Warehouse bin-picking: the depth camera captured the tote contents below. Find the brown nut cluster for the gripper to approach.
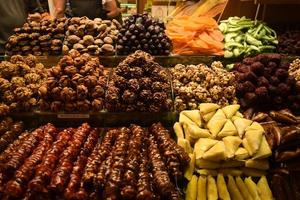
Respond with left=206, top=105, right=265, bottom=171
left=105, top=50, right=172, bottom=112
left=233, top=53, right=300, bottom=111
left=38, top=50, right=107, bottom=112
left=289, top=59, right=300, bottom=88
left=171, top=61, right=237, bottom=111
left=63, top=17, right=121, bottom=56
left=0, top=55, right=47, bottom=113
left=5, top=18, right=67, bottom=56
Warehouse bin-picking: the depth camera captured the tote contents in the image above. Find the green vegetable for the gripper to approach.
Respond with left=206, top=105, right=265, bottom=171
left=246, top=34, right=262, bottom=46
left=225, top=32, right=239, bottom=42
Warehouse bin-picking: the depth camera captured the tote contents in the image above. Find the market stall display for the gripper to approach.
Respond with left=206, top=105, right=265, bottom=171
left=0, top=123, right=189, bottom=200
left=63, top=17, right=121, bottom=56
left=166, top=16, right=224, bottom=55
left=219, top=17, right=278, bottom=58
left=0, top=55, right=47, bottom=113
left=171, top=61, right=237, bottom=111
left=105, top=51, right=173, bottom=112
left=38, top=50, right=107, bottom=112
left=278, top=30, right=300, bottom=55
left=5, top=18, right=67, bottom=56
left=233, top=53, right=300, bottom=111
left=116, top=13, right=172, bottom=55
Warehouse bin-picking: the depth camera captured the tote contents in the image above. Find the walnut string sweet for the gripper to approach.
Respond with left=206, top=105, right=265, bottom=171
left=64, top=128, right=99, bottom=200
left=103, top=127, right=130, bottom=199
left=148, top=134, right=173, bottom=197
left=4, top=124, right=57, bottom=198
left=0, top=118, right=13, bottom=137
left=27, top=128, right=74, bottom=196
left=49, top=123, right=91, bottom=193
left=81, top=129, right=117, bottom=191
left=150, top=123, right=189, bottom=181
left=0, top=121, right=24, bottom=152
left=120, top=125, right=145, bottom=199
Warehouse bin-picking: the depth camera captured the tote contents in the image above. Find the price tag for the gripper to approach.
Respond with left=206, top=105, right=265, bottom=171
left=57, top=114, right=90, bottom=119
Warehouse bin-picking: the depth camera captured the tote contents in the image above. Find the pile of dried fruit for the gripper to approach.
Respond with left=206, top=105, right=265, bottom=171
left=6, top=18, right=67, bottom=56
left=105, top=51, right=172, bottom=112
left=0, top=55, right=47, bottom=113
left=38, top=50, right=107, bottom=112
left=63, top=17, right=121, bottom=55
left=244, top=109, right=300, bottom=199
left=278, top=30, right=300, bottom=55
left=0, top=123, right=189, bottom=200
left=171, top=62, right=237, bottom=111
left=116, top=13, right=172, bottom=55
left=233, top=53, right=300, bottom=111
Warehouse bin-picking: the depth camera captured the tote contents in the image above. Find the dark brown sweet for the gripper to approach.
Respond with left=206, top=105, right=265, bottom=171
left=105, top=51, right=172, bottom=112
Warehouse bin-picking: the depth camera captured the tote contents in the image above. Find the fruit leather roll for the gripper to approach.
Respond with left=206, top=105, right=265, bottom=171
left=28, top=128, right=74, bottom=194
left=4, top=124, right=57, bottom=198
left=0, top=118, right=13, bottom=136
left=64, top=128, right=99, bottom=200
left=49, top=124, right=91, bottom=193
left=0, top=121, right=24, bottom=152
left=275, top=147, right=300, bottom=162
left=82, top=129, right=117, bottom=190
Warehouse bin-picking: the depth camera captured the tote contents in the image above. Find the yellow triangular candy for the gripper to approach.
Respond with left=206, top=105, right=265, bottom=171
left=179, top=112, right=194, bottom=125
left=223, top=136, right=242, bottom=159
left=253, top=136, right=272, bottom=159
left=186, top=175, right=198, bottom=200
left=187, top=123, right=211, bottom=140
left=244, top=130, right=263, bottom=156
left=222, top=105, right=240, bottom=119
left=257, top=176, right=273, bottom=200
left=207, top=119, right=227, bottom=138
left=233, top=118, right=253, bottom=138
left=174, top=122, right=184, bottom=139
left=177, top=138, right=193, bottom=154
left=182, top=110, right=202, bottom=127
left=245, top=159, right=269, bottom=170
left=203, top=141, right=226, bottom=161
left=197, top=175, right=207, bottom=200
left=199, top=103, right=220, bottom=115
left=194, top=138, right=218, bottom=159
left=235, top=147, right=250, bottom=160
left=202, top=111, right=216, bottom=122
left=183, top=123, right=191, bottom=142
left=218, top=120, right=238, bottom=138
left=245, top=122, right=264, bottom=132
left=236, top=176, right=253, bottom=200
left=196, top=159, right=220, bottom=169
left=217, top=174, right=231, bottom=200
left=207, top=175, right=218, bottom=200
left=184, top=153, right=195, bottom=181
left=244, top=177, right=261, bottom=200
left=227, top=175, right=245, bottom=200
left=196, top=169, right=218, bottom=176
left=235, top=111, right=244, bottom=118
left=210, top=109, right=226, bottom=121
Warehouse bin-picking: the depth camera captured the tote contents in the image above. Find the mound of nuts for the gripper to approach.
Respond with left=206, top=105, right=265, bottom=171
left=38, top=50, right=107, bottom=112
left=63, top=17, right=121, bottom=55
left=171, top=61, right=237, bottom=111
left=105, top=50, right=172, bottom=112
left=5, top=18, right=67, bottom=56
left=0, top=55, right=47, bottom=113
left=233, top=53, right=300, bottom=111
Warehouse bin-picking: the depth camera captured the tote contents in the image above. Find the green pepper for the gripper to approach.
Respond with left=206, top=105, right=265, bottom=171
left=258, top=45, right=276, bottom=52
left=245, top=45, right=260, bottom=53
left=224, top=50, right=234, bottom=58
left=253, top=23, right=263, bottom=37
left=225, top=32, right=239, bottom=42
left=225, top=42, right=244, bottom=49
left=234, top=35, right=244, bottom=43
left=233, top=48, right=242, bottom=57
left=257, top=28, right=266, bottom=39
left=226, top=64, right=235, bottom=70
left=246, top=34, right=262, bottom=46
left=219, top=23, right=227, bottom=33
left=227, top=25, right=252, bottom=32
